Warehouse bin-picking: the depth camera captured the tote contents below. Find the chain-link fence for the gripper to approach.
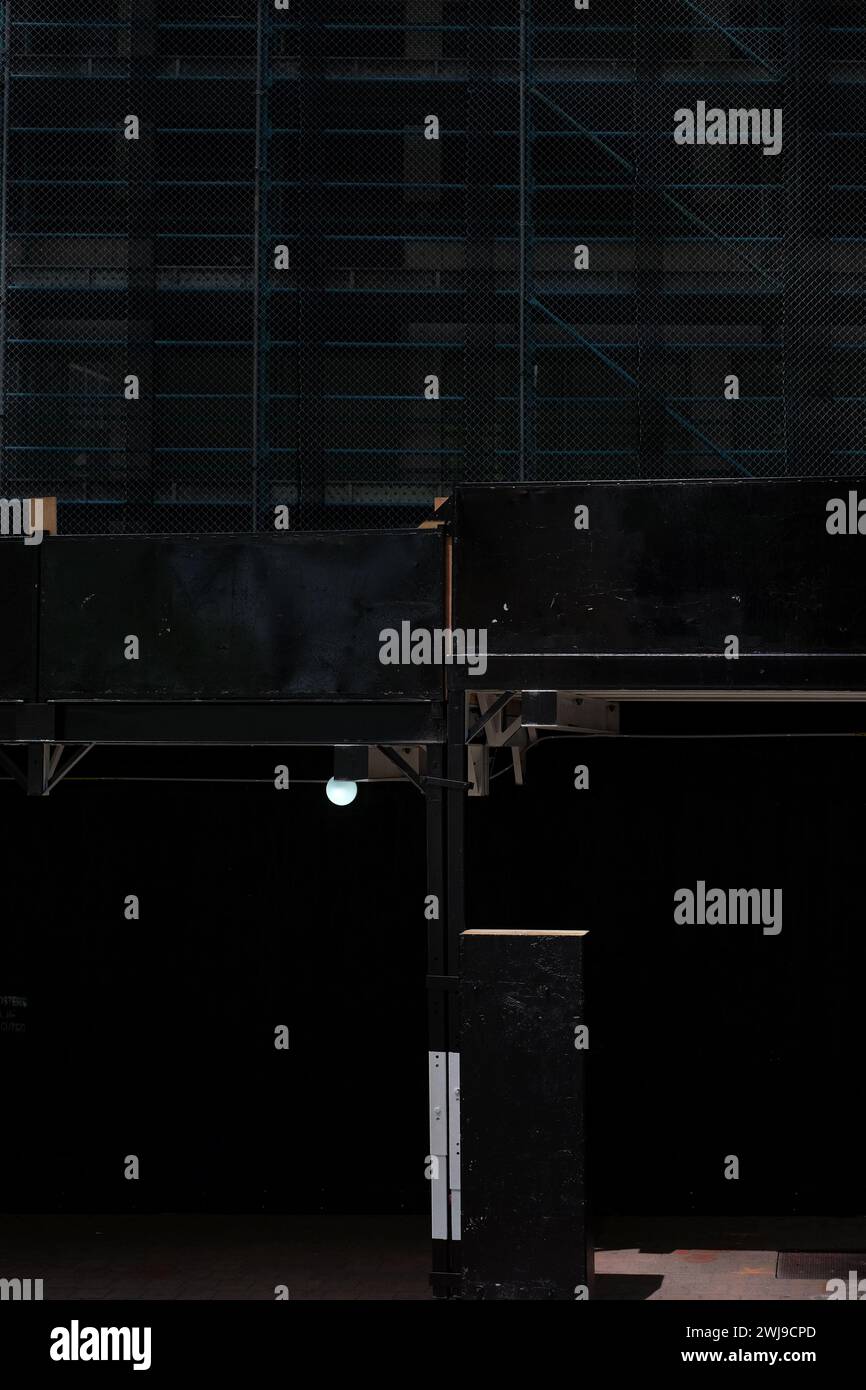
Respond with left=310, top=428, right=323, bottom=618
left=525, top=0, right=856, bottom=481
left=0, top=2, right=859, bottom=534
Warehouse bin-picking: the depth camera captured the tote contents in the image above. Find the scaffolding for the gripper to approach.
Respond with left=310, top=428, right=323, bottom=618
left=0, top=1, right=859, bottom=534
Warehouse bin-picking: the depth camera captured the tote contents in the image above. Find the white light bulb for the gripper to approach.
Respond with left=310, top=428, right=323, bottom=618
left=326, top=777, right=358, bottom=806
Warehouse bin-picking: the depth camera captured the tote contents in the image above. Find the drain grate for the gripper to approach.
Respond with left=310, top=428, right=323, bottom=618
left=776, top=1252, right=866, bottom=1281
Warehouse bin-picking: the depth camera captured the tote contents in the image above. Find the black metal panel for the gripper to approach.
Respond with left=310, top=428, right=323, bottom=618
left=0, top=701, right=443, bottom=748
left=39, top=531, right=443, bottom=701
left=460, top=930, right=589, bottom=1301
left=452, top=481, right=866, bottom=691
left=0, top=543, right=38, bottom=700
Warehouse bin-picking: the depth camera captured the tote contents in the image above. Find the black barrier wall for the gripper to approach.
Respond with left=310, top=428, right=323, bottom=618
left=452, top=481, right=866, bottom=691
left=467, top=733, right=866, bottom=1217
left=0, top=769, right=430, bottom=1213
left=0, top=529, right=444, bottom=703
left=4, top=479, right=866, bottom=707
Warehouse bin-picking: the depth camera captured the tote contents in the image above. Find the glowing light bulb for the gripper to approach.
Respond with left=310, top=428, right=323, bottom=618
left=326, top=777, right=358, bottom=806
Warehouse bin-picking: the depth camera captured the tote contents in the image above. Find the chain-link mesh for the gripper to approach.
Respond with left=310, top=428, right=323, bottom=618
left=525, top=0, right=856, bottom=481
left=0, top=2, right=860, bottom=534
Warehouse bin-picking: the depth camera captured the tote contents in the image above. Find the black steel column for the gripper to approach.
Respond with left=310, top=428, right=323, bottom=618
left=425, top=688, right=467, bottom=1297
left=443, top=687, right=465, bottom=1290
left=0, top=0, right=11, bottom=490
left=445, top=689, right=465, bottom=1014
left=425, top=741, right=450, bottom=1295
left=460, top=929, right=591, bottom=1300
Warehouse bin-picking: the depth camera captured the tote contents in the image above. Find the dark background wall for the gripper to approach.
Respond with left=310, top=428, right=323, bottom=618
left=471, top=733, right=866, bottom=1218
left=0, top=752, right=429, bottom=1214
left=2, top=731, right=863, bottom=1219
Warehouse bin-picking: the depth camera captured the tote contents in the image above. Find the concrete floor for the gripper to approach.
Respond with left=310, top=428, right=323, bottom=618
left=1, top=1213, right=863, bottom=1300
left=595, top=1216, right=866, bottom=1300
left=0, top=1215, right=431, bottom=1301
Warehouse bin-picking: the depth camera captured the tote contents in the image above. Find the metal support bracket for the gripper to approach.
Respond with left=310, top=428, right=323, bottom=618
left=376, top=744, right=425, bottom=791
left=521, top=692, right=620, bottom=735
left=468, top=743, right=489, bottom=797
left=466, top=690, right=515, bottom=743
left=1, top=743, right=96, bottom=796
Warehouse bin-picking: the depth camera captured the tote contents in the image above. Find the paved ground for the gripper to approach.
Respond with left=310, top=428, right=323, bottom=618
left=0, top=1215, right=431, bottom=1301
left=594, top=1216, right=866, bottom=1301
left=1, top=1213, right=863, bottom=1300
